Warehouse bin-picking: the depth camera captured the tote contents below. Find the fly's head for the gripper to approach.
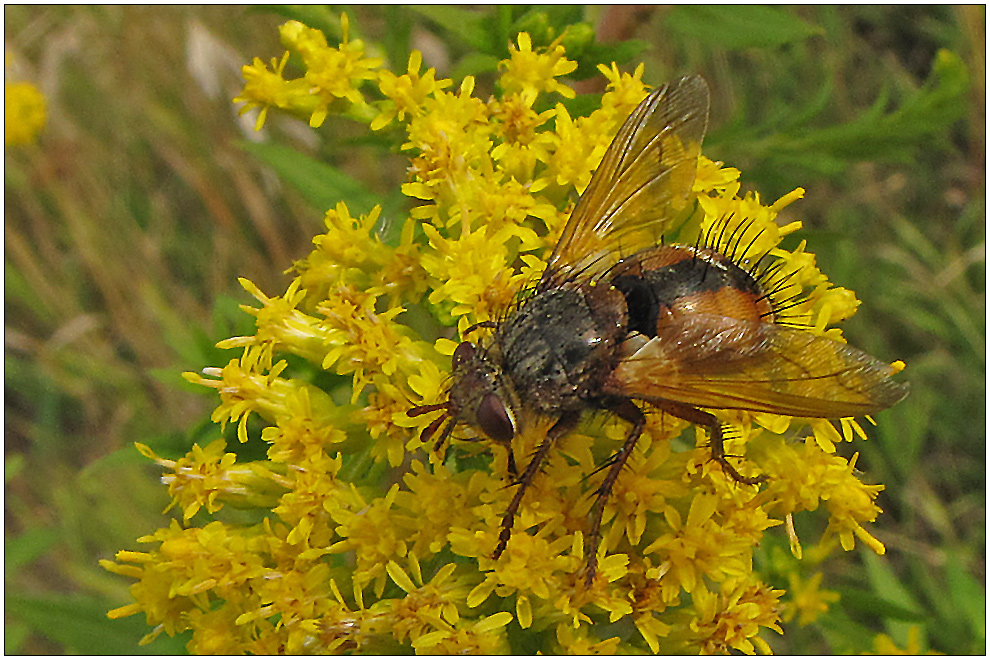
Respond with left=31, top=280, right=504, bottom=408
left=408, top=336, right=519, bottom=454
left=448, top=340, right=518, bottom=443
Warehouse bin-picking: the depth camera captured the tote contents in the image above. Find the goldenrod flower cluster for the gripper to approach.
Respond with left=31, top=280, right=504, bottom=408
left=104, top=17, right=893, bottom=654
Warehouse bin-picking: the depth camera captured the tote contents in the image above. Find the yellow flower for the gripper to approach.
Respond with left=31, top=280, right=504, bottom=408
left=555, top=623, right=622, bottom=654
left=273, top=450, right=345, bottom=550
left=280, top=17, right=382, bottom=127
left=642, top=492, right=754, bottom=600
left=327, top=483, right=408, bottom=596
left=135, top=440, right=288, bottom=520
left=108, top=14, right=903, bottom=654
left=410, top=611, right=513, bottom=654
left=419, top=222, right=528, bottom=327
left=489, top=92, right=556, bottom=182
left=538, top=102, right=607, bottom=194
left=688, top=579, right=785, bottom=654
left=869, top=625, right=939, bottom=655
left=4, top=80, right=46, bottom=145
left=187, top=604, right=258, bottom=654
left=218, top=278, right=332, bottom=368
left=500, top=32, right=577, bottom=101
left=372, top=50, right=452, bottom=130
left=781, top=571, right=840, bottom=626
left=318, top=286, right=415, bottom=399
left=597, top=62, right=649, bottom=115
left=233, top=53, right=315, bottom=131
left=396, top=461, right=490, bottom=556
left=234, top=14, right=382, bottom=130
left=401, top=77, right=491, bottom=203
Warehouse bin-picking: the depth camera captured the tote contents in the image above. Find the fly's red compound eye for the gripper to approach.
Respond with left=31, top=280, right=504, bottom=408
left=452, top=341, right=476, bottom=369
left=477, top=393, right=515, bottom=442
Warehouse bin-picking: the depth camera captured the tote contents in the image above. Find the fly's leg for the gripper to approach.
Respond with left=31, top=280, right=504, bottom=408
left=584, top=398, right=645, bottom=586
left=494, top=440, right=518, bottom=479
left=707, top=423, right=765, bottom=485
left=654, top=399, right=766, bottom=486
left=492, top=412, right=579, bottom=561
left=506, top=449, right=518, bottom=480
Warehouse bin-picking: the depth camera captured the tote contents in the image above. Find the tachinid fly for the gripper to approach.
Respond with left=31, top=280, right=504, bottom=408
left=409, top=75, right=908, bottom=586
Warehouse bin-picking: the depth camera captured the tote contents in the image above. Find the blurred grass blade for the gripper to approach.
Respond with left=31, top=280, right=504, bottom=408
left=5, top=620, right=29, bottom=654
left=860, top=551, right=923, bottom=619
left=889, top=49, right=971, bottom=131
left=5, top=454, right=26, bottom=482
left=835, top=587, right=926, bottom=623
left=239, top=140, right=390, bottom=216
left=5, top=528, right=59, bottom=575
left=664, top=6, right=823, bottom=49
left=788, top=50, right=969, bottom=162
left=576, top=39, right=650, bottom=79
left=253, top=5, right=343, bottom=40
left=944, top=554, right=986, bottom=645
left=408, top=5, right=493, bottom=52
left=5, top=593, right=188, bottom=654
left=450, top=52, right=501, bottom=80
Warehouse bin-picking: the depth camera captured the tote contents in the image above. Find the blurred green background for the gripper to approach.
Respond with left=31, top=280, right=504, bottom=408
left=4, top=5, right=984, bottom=654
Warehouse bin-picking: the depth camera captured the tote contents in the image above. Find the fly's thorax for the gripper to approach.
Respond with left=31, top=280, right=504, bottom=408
left=496, top=280, right=628, bottom=415
left=447, top=340, right=519, bottom=443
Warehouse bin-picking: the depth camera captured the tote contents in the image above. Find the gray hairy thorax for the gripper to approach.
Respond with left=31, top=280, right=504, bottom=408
left=495, top=282, right=628, bottom=415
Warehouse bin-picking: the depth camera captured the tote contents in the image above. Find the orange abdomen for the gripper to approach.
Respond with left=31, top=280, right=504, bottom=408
left=609, top=244, right=774, bottom=337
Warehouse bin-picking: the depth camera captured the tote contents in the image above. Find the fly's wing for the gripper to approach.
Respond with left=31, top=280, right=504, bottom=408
left=543, top=75, right=710, bottom=285
left=606, top=313, right=909, bottom=418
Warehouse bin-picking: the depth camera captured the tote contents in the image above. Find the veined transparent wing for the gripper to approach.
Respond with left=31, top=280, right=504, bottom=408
left=606, top=313, right=909, bottom=418
left=543, top=75, right=710, bottom=285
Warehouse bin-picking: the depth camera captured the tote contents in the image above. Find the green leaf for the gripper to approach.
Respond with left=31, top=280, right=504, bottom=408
left=817, top=605, right=886, bottom=654
left=837, top=586, right=926, bottom=623
left=511, top=9, right=557, bottom=47
left=588, top=39, right=650, bottom=66
left=513, top=6, right=585, bottom=43
left=238, top=140, right=391, bottom=217
left=5, top=453, right=25, bottom=482
left=786, top=49, right=969, bottom=162
left=859, top=550, right=925, bottom=623
left=253, top=5, right=343, bottom=41
left=4, top=620, right=29, bottom=654
left=944, top=554, right=986, bottom=645
left=450, top=52, right=501, bottom=81
left=5, top=593, right=188, bottom=654
left=381, top=5, right=412, bottom=69
left=664, top=5, right=823, bottom=49
left=778, top=70, right=837, bottom=132
left=408, top=6, right=493, bottom=52
left=573, top=39, right=650, bottom=80
left=5, top=527, right=58, bottom=576
left=558, top=93, right=607, bottom=120
left=718, top=49, right=971, bottom=179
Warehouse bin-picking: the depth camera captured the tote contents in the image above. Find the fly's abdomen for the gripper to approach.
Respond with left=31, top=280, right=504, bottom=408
left=610, top=244, right=774, bottom=338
